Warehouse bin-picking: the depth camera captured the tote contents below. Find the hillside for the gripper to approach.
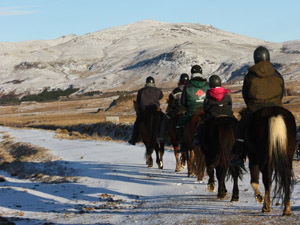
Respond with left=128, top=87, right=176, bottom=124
left=1, top=20, right=300, bottom=97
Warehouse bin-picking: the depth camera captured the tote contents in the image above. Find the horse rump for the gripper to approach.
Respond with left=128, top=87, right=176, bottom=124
left=245, top=106, right=297, bottom=215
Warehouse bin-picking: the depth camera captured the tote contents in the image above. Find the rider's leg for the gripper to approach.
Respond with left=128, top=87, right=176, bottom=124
left=230, top=110, right=252, bottom=167
left=128, top=114, right=141, bottom=145
left=176, top=114, right=189, bottom=145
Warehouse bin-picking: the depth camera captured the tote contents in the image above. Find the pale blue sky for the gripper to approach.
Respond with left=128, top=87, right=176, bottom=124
left=0, top=0, right=299, bottom=43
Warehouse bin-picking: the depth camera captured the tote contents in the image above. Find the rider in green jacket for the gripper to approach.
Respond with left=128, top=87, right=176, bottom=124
left=176, top=65, right=209, bottom=151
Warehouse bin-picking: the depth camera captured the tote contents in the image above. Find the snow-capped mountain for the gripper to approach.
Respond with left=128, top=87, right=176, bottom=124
left=1, top=20, right=300, bottom=96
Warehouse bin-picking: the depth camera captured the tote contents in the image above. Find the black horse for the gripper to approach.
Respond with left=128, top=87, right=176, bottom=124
left=197, top=116, right=242, bottom=200
left=138, top=108, right=165, bottom=169
left=244, top=106, right=297, bottom=216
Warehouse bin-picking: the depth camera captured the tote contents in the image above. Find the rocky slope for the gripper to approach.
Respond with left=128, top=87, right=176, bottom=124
left=1, top=20, right=300, bottom=96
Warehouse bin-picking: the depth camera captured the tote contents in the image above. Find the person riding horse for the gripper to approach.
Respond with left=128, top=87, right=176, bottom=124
left=157, top=73, right=189, bottom=142
left=176, top=65, right=209, bottom=152
left=194, top=75, right=234, bottom=146
left=230, top=46, right=285, bottom=167
left=128, top=76, right=163, bottom=145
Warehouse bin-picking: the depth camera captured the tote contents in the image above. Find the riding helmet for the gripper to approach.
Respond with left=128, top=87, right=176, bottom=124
left=179, top=73, right=189, bottom=84
left=191, top=65, right=202, bottom=74
left=254, top=46, right=270, bottom=64
left=208, top=75, right=221, bottom=88
left=146, top=76, right=155, bottom=84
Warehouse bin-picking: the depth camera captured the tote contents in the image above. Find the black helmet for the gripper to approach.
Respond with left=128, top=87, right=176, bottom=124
left=191, top=65, right=202, bottom=74
left=179, top=73, right=189, bottom=84
left=209, top=75, right=221, bottom=88
left=254, top=46, right=270, bottom=64
left=146, top=76, right=155, bottom=84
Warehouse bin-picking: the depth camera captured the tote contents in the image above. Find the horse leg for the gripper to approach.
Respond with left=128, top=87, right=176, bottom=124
left=250, top=163, right=264, bottom=203
left=174, top=145, right=181, bottom=172
left=195, top=147, right=205, bottom=182
left=145, top=147, right=153, bottom=168
left=155, top=142, right=163, bottom=169
left=261, top=166, right=271, bottom=213
left=187, top=150, right=196, bottom=177
left=230, top=166, right=240, bottom=202
left=283, top=199, right=292, bottom=216
left=207, top=165, right=215, bottom=192
left=216, top=166, right=227, bottom=199
left=180, top=152, right=187, bottom=169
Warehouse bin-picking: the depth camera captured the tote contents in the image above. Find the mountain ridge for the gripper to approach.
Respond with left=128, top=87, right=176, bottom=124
left=1, top=20, right=300, bottom=96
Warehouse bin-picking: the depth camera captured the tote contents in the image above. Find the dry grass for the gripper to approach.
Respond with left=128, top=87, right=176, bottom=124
left=0, top=82, right=299, bottom=128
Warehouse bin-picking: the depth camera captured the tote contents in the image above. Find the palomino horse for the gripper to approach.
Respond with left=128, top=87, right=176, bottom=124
left=182, top=112, right=206, bottom=180
left=197, top=116, right=242, bottom=201
left=138, top=107, right=165, bottom=169
left=244, top=106, right=296, bottom=216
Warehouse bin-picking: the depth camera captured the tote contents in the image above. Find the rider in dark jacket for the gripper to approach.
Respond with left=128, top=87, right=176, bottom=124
left=128, top=76, right=163, bottom=145
left=203, top=75, right=234, bottom=120
left=193, top=75, right=234, bottom=146
left=157, top=73, right=189, bottom=142
left=230, top=46, right=285, bottom=167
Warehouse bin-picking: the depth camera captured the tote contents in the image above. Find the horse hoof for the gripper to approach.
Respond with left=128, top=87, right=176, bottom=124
left=283, top=211, right=292, bottom=216
left=217, top=193, right=227, bottom=199
left=158, top=161, right=163, bottom=169
left=231, top=196, right=239, bottom=202
left=207, top=183, right=215, bottom=192
left=188, top=173, right=196, bottom=178
left=175, top=167, right=181, bottom=172
left=255, top=194, right=264, bottom=203
left=262, top=207, right=271, bottom=213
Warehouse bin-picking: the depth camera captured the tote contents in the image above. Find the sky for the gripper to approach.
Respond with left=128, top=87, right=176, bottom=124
left=0, top=0, right=300, bottom=43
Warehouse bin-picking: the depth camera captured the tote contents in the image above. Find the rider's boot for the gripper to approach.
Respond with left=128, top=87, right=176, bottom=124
left=128, top=120, right=139, bottom=145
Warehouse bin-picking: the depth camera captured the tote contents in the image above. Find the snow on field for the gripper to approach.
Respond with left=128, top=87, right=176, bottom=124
left=0, top=126, right=300, bottom=225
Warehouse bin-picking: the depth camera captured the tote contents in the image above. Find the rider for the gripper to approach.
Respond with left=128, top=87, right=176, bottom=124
left=157, top=73, right=189, bottom=142
left=193, top=75, right=234, bottom=146
left=176, top=65, right=209, bottom=152
left=203, top=75, right=234, bottom=120
left=128, top=76, right=163, bottom=145
left=230, top=46, right=285, bottom=167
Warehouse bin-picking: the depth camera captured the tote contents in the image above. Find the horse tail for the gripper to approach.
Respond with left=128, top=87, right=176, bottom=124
left=269, top=115, right=291, bottom=205
left=218, top=118, right=236, bottom=169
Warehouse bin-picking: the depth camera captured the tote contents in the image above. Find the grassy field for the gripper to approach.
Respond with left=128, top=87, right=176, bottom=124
left=0, top=82, right=299, bottom=128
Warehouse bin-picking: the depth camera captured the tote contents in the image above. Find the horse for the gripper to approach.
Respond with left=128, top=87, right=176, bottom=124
left=138, top=107, right=165, bottom=169
left=244, top=106, right=297, bottom=216
left=182, top=111, right=206, bottom=180
left=166, top=115, right=186, bottom=172
left=197, top=116, right=242, bottom=200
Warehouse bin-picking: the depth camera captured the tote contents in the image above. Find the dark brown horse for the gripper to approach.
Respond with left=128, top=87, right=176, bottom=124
left=244, top=106, right=297, bottom=216
left=182, top=111, right=206, bottom=180
left=197, top=116, right=242, bottom=200
left=166, top=115, right=186, bottom=172
left=138, top=108, right=165, bottom=169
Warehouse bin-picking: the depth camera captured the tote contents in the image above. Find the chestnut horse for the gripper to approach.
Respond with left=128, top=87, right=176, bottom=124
left=182, top=112, right=206, bottom=180
left=244, top=106, right=296, bottom=216
left=166, top=115, right=186, bottom=172
left=197, top=116, right=242, bottom=200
